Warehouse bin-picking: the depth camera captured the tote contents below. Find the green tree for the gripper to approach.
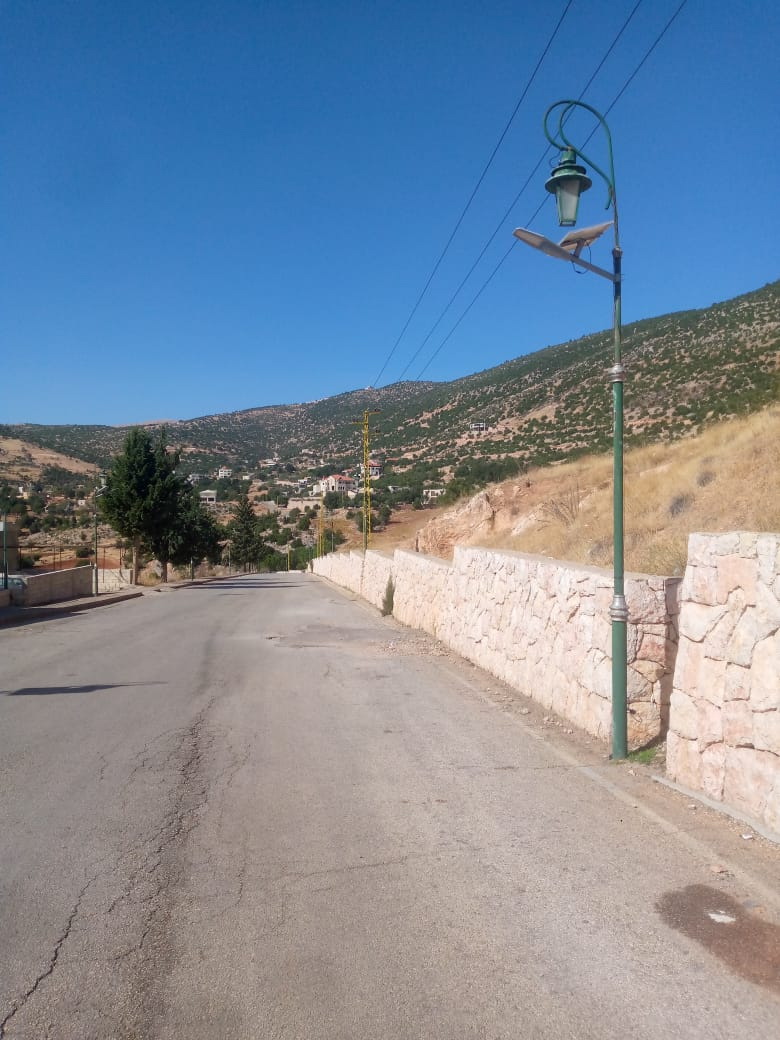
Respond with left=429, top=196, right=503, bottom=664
left=99, top=428, right=158, bottom=584
left=150, top=484, right=223, bottom=579
left=229, top=492, right=260, bottom=571
left=145, top=433, right=188, bottom=582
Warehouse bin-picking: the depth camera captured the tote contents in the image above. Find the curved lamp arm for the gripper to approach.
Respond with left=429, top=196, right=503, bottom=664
left=543, top=99, right=619, bottom=246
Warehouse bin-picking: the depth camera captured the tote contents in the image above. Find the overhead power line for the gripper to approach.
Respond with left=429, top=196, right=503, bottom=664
left=395, top=0, right=644, bottom=384
left=370, top=0, right=575, bottom=389
left=414, top=0, right=689, bottom=382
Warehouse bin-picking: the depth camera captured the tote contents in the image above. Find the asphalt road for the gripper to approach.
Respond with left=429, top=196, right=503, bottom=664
left=0, top=572, right=777, bottom=1039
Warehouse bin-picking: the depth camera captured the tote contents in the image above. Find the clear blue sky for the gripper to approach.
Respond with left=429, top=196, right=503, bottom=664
left=2, top=1, right=777, bottom=426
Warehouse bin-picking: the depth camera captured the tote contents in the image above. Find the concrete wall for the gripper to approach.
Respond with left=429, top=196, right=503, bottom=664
left=13, top=566, right=94, bottom=606
left=315, top=547, right=680, bottom=748
left=667, top=533, right=780, bottom=833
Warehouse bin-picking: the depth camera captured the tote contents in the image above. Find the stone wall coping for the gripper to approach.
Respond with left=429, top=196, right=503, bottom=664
left=394, top=549, right=451, bottom=570
left=453, top=544, right=680, bottom=583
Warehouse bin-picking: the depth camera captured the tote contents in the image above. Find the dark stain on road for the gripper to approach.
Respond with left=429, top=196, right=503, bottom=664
left=657, top=884, right=780, bottom=994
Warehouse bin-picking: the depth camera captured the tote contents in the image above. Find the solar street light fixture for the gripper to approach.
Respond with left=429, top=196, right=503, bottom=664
left=513, top=99, right=629, bottom=761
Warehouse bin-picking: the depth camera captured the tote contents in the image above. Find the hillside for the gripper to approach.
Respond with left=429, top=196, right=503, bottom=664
left=1, top=279, right=777, bottom=474
left=368, top=406, right=780, bottom=577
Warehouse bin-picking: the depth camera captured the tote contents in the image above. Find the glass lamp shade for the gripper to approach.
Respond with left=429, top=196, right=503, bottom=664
left=544, top=148, right=592, bottom=227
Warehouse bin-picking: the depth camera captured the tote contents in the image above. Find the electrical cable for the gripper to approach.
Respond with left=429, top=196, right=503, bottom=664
left=370, top=0, right=575, bottom=389
left=393, top=0, right=644, bottom=385
left=413, top=0, right=689, bottom=382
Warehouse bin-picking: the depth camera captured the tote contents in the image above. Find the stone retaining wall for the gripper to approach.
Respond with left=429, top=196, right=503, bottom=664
left=393, top=551, right=452, bottom=639
left=445, top=548, right=678, bottom=746
left=315, top=547, right=680, bottom=747
left=315, top=534, right=779, bottom=831
left=360, top=551, right=394, bottom=611
left=667, top=533, right=780, bottom=833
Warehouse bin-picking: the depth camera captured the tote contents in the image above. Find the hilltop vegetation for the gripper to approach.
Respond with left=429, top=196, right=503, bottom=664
left=0, top=279, right=777, bottom=477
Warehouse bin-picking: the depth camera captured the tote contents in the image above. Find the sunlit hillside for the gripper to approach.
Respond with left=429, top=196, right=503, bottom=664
left=371, top=406, right=780, bottom=576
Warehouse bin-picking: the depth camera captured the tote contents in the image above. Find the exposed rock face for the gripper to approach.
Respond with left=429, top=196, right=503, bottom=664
left=415, top=491, right=497, bottom=556
left=667, top=533, right=780, bottom=833
left=413, top=482, right=541, bottom=557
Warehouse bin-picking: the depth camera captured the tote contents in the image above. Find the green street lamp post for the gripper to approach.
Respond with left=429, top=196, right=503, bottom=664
left=513, top=99, right=628, bottom=760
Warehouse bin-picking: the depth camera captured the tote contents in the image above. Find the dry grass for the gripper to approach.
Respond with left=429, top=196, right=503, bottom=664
left=503, top=406, right=780, bottom=574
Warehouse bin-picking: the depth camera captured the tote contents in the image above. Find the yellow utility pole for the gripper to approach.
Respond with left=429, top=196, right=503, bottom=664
left=352, top=409, right=380, bottom=551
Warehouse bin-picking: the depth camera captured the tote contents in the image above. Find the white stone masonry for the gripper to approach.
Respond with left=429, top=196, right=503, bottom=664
left=667, top=533, right=779, bottom=833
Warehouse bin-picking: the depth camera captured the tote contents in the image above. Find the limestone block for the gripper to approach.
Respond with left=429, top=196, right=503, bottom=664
left=667, top=731, right=701, bottom=788
left=709, top=533, right=741, bottom=557
left=756, top=580, right=780, bottom=626
left=722, top=700, right=754, bottom=748
left=633, top=658, right=665, bottom=684
left=705, top=607, right=741, bottom=660
left=697, top=699, right=723, bottom=747
left=680, top=601, right=727, bottom=643
left=715, top=555, right=758, bottom=606
left=676, top=638, right=704, bottom=697
left=593, top=614, right=611, bottom=655
left=638, top=631, right=668, bottom=664
left=628, top=701, right=661, bottom=749
left=593, top=656, right=612, bottom=700
left=738, top=532, right=759, bottom=556
left=700, top=742, right=726, bottom=799
left=690, top=564, right=717, bottom=605
left=756, top=535, right=780, bottom=586
left=752, top=710, right=780, bottom=756
left=697, top=656, right=727, bottom=707
left=723, top=746, right=777, bottom=826
left=724, top=662, right=751, bottom=702
left=669, top=689, right=699, bottom=741
left=727, top=607, right=777, bottom=668
left=595, top=585, right=613, bottom=614
left=627, top=667, right=652, bottom=703
left=626, top=579, right=666, bottom=623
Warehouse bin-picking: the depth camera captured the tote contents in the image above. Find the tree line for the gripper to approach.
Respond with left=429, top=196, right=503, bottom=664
left=100, top=429, right=221, bottom=583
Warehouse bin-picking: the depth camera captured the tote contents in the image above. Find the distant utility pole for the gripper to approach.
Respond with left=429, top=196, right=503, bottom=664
left=352, top=409, right=380, bottom=552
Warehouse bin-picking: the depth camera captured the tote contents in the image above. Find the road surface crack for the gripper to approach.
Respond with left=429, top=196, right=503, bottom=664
left=0, top=874, right=97, bottom=1039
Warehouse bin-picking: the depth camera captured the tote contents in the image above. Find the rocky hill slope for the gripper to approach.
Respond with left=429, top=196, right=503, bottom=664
left=1, top=279, right=777, bottom=474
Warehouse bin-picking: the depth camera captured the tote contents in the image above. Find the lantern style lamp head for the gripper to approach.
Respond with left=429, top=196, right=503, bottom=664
left=544, top=147, right=592, bottom=227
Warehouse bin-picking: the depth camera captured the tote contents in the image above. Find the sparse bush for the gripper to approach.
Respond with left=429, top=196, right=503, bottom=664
left=668, top=493, right=693, bottom=517
left=540, top=484, right=581, bottom=528
left=381, top=576, right=394, bottom=616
